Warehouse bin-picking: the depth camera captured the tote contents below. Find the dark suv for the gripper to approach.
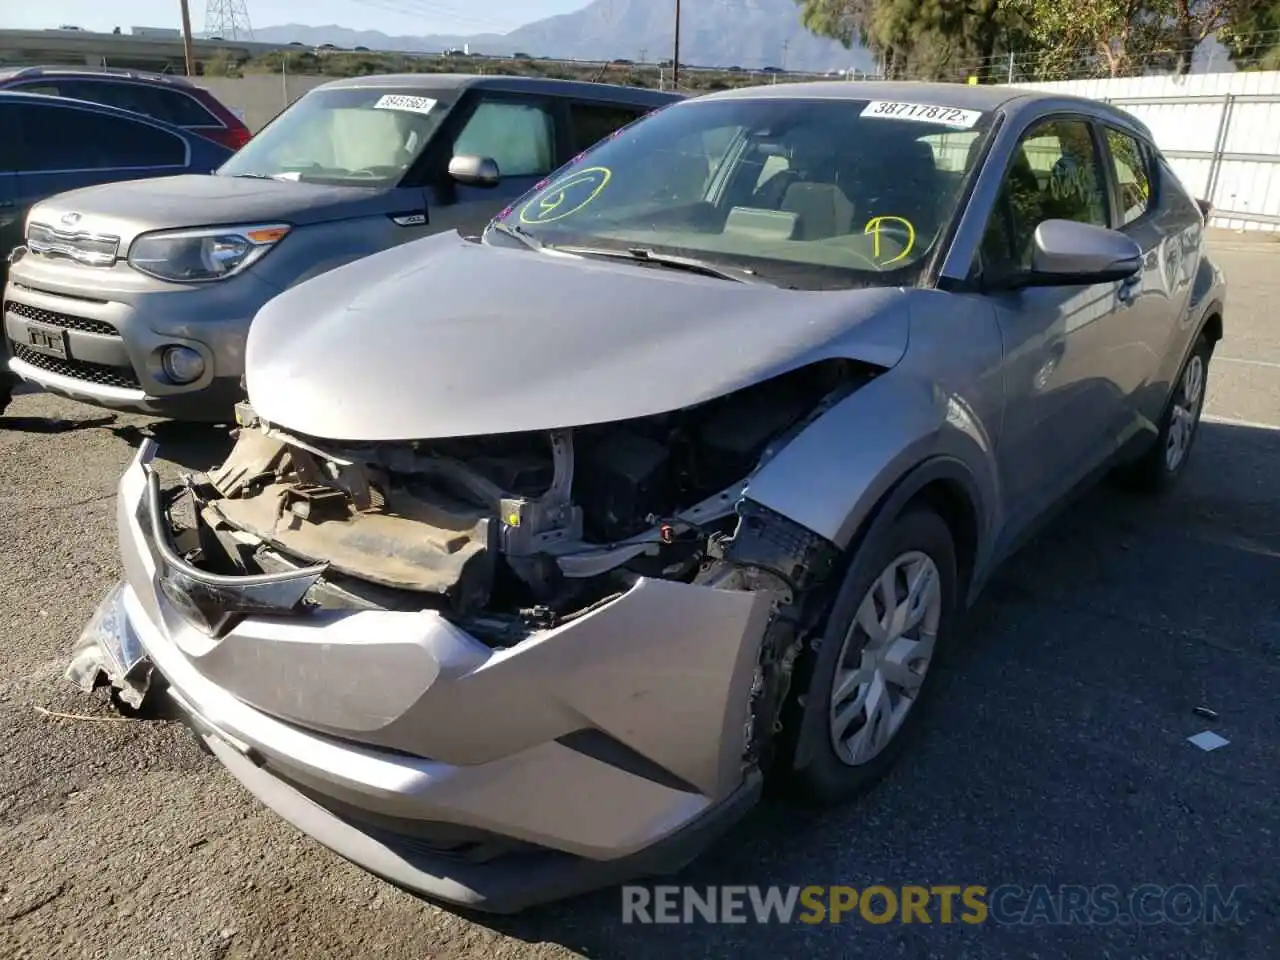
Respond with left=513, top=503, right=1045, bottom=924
left=0, top=66, right=252, bottom=151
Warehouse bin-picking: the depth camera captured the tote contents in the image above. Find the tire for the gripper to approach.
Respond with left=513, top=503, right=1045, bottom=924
left=1117, top=334, right=1212, bottom=494
left=787, top=507, right=958, bottom=805
left=0, top=372, right=13, bottom=417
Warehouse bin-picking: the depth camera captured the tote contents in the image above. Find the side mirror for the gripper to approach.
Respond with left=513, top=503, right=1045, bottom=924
left=1009, top=219, right=1142, bottom=289
left=448, top=154, right=500, bottom=187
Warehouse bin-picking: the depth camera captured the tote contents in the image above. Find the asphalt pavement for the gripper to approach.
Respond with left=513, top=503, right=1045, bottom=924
left=1, top=232, right=1277, bottom=959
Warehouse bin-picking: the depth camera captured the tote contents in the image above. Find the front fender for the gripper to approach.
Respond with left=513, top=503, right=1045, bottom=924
left=744, top=370, right=1001, bottom=572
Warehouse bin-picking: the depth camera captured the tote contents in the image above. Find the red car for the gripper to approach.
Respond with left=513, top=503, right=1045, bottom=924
left=0, top=65, right=251, bottom=151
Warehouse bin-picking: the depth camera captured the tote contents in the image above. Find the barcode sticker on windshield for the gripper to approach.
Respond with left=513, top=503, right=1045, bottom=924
left=861, top=101, right=983, bottom=128
left=373, top=94, right=438, bottom=116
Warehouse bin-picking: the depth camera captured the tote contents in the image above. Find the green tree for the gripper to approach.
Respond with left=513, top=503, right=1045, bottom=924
left=1217, top=0, right=1280, bottom=69
left=1168, top=0, right=1271, bottom=72
left=1005, top=0, right=1174, bottom=78
left=796, top=0, right=1027, bottom=80
left=1007, top=0, right=1265, bottom=77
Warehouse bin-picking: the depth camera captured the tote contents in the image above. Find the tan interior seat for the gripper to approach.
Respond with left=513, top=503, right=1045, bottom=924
left=781, top=182, right=855, bottom=240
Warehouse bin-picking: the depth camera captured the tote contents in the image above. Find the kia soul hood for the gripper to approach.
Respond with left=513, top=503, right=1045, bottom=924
left=29, top=174, right=407, bottom=249
left=247, top=232, right=911, bottom=441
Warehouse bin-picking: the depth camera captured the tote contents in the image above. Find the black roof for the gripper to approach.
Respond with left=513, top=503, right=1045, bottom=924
left=0, top=64, right=196, bottom=87
left=317, top=73, right=683, bottom=107
left=0, top=89, right=198, bottom=131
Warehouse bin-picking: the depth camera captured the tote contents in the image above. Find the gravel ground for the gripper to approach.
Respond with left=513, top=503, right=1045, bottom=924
left=1, top=234, right=1277, bottom=959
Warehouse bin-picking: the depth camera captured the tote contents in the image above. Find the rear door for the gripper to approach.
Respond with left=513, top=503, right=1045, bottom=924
left=12, top=99, right=191, bottom=231
left=0, top=101, right=24, bottom=272
left=427, top=91, right=560, bottom=237
left=1096, top=124, right=1199, bottom=433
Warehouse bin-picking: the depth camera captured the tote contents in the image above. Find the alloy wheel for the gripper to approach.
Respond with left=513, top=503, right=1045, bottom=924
left=1166, top=353, right=1205, bottom=472
left=828, top=550, right=942, bottom=767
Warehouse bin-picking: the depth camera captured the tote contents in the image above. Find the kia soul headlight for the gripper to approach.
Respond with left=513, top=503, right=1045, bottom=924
left=127, top=224, right=291, bottom=282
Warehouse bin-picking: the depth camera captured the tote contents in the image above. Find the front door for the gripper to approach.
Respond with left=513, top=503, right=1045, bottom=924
left=428, top=94, right=560, bottom=237
left=982, top=116, right=1129, bottom=532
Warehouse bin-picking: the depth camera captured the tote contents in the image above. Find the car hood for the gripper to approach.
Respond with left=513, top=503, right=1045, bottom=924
left=27, top=174, right=404, bottom=249
left=246, top=232, right=912, bottom=442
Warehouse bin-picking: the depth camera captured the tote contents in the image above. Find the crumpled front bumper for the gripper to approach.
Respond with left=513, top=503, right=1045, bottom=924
left=72, top=440, right=773, bottom=911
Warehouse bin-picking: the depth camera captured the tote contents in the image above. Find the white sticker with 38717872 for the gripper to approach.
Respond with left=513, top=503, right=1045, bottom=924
left=373, top=94, right=438, bottom=115
left=861, top=101, right=983, bottom=128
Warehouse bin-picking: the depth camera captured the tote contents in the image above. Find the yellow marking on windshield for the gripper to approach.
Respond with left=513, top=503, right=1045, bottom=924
left=863, top=216, right=916, bottom=265
left=519, top=166, right=612, bottom=225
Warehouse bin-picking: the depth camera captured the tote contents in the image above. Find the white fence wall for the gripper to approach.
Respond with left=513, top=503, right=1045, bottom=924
left=1010, top=72, right=1280, bottom=232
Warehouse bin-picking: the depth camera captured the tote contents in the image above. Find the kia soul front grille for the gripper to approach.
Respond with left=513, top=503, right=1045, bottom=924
left=26, top=222, right=120, bottom=267
left=10, top=343, right=141, bottom=389
left=4, top=301, right=117, bottom=337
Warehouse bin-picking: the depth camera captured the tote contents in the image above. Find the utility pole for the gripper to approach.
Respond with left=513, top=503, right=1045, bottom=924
left=179, top=0, right=195, bottom=76
left=672, top=0, right=681, bottom=90
left=781, top=39, right=789, bottom=73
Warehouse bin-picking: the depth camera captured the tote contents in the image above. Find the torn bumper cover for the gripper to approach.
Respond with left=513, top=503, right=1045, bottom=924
left=67, top=583, right=152, bottom=709
left=71, top=439, right=774, bottom=912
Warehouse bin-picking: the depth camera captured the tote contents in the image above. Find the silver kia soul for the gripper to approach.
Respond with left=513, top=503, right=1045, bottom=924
left=2, top=74, right=678, bottom=419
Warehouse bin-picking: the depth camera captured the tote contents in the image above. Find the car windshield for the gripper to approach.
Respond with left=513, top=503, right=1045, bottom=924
left=218, top=87, right=452, bottom=187
left=490, top=96, right=994, bottom=289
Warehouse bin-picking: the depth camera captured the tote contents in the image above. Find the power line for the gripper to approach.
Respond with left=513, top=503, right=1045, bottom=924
left=348, top=0, right=523, bottom=33
left=204, top=0, right=253, bottom=40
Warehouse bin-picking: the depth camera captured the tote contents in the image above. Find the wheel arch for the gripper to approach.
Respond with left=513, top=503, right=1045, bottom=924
left=782, top=455, right=984, bottom=775
left=843, top=455, right=984, bottom=605
left=1199, top=307, right=1223, bottom=347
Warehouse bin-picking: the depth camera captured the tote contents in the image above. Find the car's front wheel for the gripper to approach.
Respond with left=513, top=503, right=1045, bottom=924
left=0, top=372, right=13, bottom=417
left=1118, top=333, right=1213, bottom=493
left=788, top=506, right=958, bottom=804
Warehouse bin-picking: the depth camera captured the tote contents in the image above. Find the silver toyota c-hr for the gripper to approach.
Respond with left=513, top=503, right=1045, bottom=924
left=69, top=81, right=1225, bottom=913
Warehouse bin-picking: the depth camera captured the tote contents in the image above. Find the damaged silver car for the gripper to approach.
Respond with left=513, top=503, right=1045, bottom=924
left=70, top=81, right=1225, bottom=912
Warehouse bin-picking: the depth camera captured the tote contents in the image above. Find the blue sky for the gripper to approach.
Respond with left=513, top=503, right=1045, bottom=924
left=3, top=0, right=590, bottom=35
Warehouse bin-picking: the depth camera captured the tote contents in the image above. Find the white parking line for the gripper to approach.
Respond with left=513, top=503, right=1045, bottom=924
left=1217, top=356, right=1280, bottom=370
left=1202, top=413, right=1280, bottom=431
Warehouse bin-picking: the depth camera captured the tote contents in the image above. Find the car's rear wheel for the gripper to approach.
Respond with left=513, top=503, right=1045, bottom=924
left=1118, top=333, right=1212, bottom=494
left=788, top=507, right=958, bottom=804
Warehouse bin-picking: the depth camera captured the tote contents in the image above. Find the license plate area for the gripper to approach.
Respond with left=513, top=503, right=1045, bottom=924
left=25, top=321, right=68, bottom=359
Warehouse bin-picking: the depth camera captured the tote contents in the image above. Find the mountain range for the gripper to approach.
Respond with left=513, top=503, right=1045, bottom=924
left=250, top=0, right=876, bottom=74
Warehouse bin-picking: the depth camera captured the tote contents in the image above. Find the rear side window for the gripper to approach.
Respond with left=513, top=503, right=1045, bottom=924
left=15, top=103, right=187, bottom=172
left=16, top=78, right=218, bottom=128
left=1104, top=127, right=1153, bottom=226
left=568, top=102, right=645, bottom=154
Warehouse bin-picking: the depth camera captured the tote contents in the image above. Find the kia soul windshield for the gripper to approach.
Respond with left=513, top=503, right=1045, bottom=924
left=492, top=97, right=993, bottom=289
left=218, top=88, right=452, bottom=186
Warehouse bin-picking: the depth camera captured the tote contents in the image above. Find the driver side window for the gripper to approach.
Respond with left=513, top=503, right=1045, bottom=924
left=981, top=117, right=1109, bottom=274
left=452, top=98, right=554, bottom=178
